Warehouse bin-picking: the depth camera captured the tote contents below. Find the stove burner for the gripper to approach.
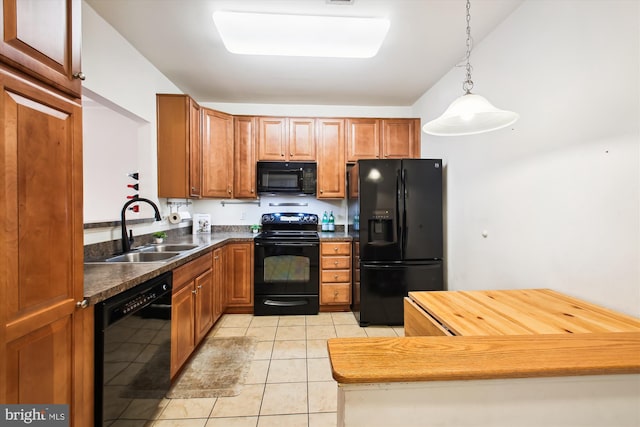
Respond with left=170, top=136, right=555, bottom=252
left=258, top=212, right=319, bottom=238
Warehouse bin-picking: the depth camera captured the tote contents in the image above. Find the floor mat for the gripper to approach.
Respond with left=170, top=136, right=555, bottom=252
left=167, top=335, right=257, bottom=398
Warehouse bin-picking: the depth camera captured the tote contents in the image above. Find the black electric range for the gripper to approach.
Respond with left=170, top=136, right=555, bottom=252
left=254, top=213, right=320, bottom=315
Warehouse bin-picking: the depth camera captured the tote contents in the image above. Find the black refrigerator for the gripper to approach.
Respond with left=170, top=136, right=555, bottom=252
left=354, top=159, right=444, bottom=326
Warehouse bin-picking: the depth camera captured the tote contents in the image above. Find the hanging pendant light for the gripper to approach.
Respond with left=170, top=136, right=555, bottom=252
left=422, top=0, right=518, bottom=136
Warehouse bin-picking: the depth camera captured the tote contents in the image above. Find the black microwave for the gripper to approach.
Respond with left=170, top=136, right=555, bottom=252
left=257, top=161, right=317, bottom=195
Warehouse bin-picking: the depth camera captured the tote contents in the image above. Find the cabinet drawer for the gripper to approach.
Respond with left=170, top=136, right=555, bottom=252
left=322, top=256, right=351, bottom=270
left=321, top=241, right=351, bottom=256
left=321, top=283, right=351, bottom=305
left=173, top=251, right=213, bottom=287
left=322, top=269, right=351, bottom=283
left=403, top=297, right=452, bottom=337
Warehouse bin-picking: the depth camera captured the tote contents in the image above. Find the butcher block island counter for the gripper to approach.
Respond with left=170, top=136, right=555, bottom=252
left=404, top=288, right=640, bottom=336
left=327, top=289, right=640, bottom=427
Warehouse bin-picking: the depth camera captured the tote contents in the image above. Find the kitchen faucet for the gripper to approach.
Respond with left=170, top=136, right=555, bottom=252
left=121, top=198, right=162, bottom=253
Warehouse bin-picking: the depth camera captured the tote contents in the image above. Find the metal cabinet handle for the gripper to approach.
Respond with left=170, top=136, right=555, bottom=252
left=192, top=289, right=198, bottom=295
left=334, top=261, right=339, bottom=265
left=290, top=152, right=293, bottom=156
left=333, top=247, right=339, bottom=251
left=320, top=189, right=323, bottom=193
left=197, top=285, right=202, bottom=289
left=73, top=71, right=86, bottom=80
left=251, top=188, right=254, bottom=193
left=334, top=291, right=339, bottom=297
left=76, top=299, right=88, bottom=309
left=334, top=274, right=339, bottom=280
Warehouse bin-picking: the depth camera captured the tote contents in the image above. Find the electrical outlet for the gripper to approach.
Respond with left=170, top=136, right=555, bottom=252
left=240, top=211, right=246, bottom=220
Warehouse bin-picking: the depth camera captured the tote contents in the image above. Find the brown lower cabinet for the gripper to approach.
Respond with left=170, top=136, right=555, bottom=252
left=320, top=241, right=352, bottom=311
left=213, top=247, right=226, bottom=322
left=170, top=252, right=214, bottom=378
left=226, top=242, right=255, bottom=313
left=170, top=242, right=253, bottom=376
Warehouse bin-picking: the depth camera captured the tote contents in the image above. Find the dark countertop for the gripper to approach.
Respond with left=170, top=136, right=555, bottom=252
left=85, top=231, right=358, bottom=305
left=84, top=232, right=255, bottom=305
left=318, top=232, right=355, bottom=241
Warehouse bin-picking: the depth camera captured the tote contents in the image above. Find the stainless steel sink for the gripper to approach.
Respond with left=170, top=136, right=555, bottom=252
left=104, top=251, right=181, bottom=263
left=142, top=244, right=200, bottom=252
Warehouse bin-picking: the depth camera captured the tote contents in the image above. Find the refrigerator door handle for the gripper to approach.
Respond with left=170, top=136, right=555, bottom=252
left=401, top=167, right=408, bottom=256
left=396, top=168, right=401, bottom=247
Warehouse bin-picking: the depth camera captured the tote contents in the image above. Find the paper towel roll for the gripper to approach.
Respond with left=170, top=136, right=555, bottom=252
left=169, top=211, right=193, bottom=224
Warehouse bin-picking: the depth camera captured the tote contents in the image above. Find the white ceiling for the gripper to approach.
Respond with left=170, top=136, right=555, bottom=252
left=85, top=0, right=523, bottom=106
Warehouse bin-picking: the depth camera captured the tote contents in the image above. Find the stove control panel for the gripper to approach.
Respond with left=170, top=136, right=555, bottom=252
left=261, top=213, right=318, bottom=225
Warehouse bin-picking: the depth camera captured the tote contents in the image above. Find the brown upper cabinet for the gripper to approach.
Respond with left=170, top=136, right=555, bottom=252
left=201, top=108, right=233, bottom=198
left=0, top=0, right=83, bottom=98
left=381, top=119, right=421, bottom=158
left=157, top=94, right=202, bottom=198
left=317, top=118, right=346, bottom=199
left=346, top=118, right=420, bottom=162
left=157, top=100, right=421, bottom=200
left=346, top=118, right=380, bottom=160
left=257, top=117, right=316, bottom=161
left=234, top=116, right=257, bottom=198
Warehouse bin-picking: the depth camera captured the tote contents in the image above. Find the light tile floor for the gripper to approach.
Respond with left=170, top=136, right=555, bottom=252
left=144, top=312, right=404, bottom=427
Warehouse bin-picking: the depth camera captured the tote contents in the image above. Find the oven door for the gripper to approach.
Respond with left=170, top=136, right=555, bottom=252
left=254, top=240, right=319, bottom=296
left=254, top=240, right=320, bottom=315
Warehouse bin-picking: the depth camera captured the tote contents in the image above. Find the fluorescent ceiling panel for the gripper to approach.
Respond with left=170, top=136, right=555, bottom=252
left=212, top=11, right=390, bottom=58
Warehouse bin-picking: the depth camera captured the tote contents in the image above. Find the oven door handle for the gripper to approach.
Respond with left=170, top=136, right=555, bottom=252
left=263, top=299, right=309, bottom=307
left=255, top=242, right=318, bottom=247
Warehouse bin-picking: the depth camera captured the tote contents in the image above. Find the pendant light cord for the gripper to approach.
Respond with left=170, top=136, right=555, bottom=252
left=462, top=0, right=474, bottom=94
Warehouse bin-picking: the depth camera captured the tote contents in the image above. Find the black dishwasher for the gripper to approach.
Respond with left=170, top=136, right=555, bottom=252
left=94, top=271, right=173, bottom=426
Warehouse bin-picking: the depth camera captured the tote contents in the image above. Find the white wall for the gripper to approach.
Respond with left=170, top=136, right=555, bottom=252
left=82, top=2, right=184, bottom=244
left=413, top=0, right=640, bottom=316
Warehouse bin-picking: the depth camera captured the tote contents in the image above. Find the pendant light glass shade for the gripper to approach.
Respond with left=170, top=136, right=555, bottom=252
left=422, top=0, right=518, bottom=137
left=422, top=93, right=519, bottom=136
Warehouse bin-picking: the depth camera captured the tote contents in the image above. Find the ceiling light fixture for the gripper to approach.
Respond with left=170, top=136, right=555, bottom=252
left=212, top=11, right=390, bottom=58
left=422, top=0, right=518, bottom=136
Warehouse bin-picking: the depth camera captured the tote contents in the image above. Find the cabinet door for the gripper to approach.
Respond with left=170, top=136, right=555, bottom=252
left=346, top=118, right=380, bottom=161
left=288, top=117, right=316, bottom=160
left=212, top=247, right=225, bottom=322
left=188, top=99, right=202, bottom=197
left=257, top=117, right=287, bottom=160
left=202, top=108, right=233, bottom=197
left=234, top=116, right=257, bottom=198
left=157, top=94, right=200, bottom=198
left=381, top=119, right=420, bottom=159
left=226, top=243, right=254, bottom=308
left=0, top=68, right=86, bottom=420
left=171, top=283, right=195, bottom=378
left=316, top=118, right=345, bottom=199
left=194, top=268, right=214, bottom=343
left=0, top=0, right=82, bottom=97
left=347, top=163, right=359, bottom=199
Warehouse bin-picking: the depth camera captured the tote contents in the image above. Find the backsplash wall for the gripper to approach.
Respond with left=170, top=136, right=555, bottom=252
left=192, top=195, right=349, bottom=229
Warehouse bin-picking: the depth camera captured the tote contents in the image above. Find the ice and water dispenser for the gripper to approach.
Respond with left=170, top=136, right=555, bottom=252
left=368, top=209, right=395, bottom=244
